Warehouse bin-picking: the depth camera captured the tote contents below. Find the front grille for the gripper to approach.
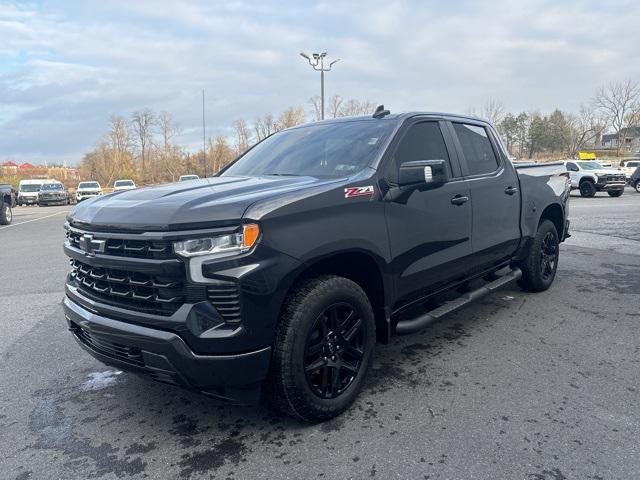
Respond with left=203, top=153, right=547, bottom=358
left=70, top=259, right=185, bottom=316
left=72, top=323, right=145, bottom=366
left=601, top=175, right=625, bottom=183
left=67, top=230, right=174, bottom=260
left=207, top=282, right=242, bottom=324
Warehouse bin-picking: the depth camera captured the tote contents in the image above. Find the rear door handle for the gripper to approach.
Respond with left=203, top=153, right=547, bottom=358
left=505, top=186, right=518, bottom=195
left=451, top=195, right=469, bottom=206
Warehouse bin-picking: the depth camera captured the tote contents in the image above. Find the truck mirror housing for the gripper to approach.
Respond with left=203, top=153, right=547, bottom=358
left=398, top=160, right=448, bottom=189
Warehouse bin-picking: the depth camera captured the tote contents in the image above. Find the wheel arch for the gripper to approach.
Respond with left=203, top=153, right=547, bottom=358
left=538, top=203, right=564, bottom=239
left=282, top=250, right=391, bottom=343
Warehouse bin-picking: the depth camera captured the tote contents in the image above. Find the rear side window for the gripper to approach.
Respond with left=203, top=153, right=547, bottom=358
left=453, top=123, right=500, bottom=176
left=394, top=122, right=450, bottom=169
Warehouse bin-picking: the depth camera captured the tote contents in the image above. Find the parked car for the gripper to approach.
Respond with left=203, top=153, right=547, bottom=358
left=17, top=179, right=45, bottom=206
left=38, top=182, right=70, bottom=206
left=619, top=158, right=640, bottom=179
left=179, top=174, right=200, bottom=182
left=63, top=110, right=570, bottom=422
left=113, top=179, right=136, bottom=192
left=76, top=181, right=103, bottom=202
left=0, top=184, right=14, bottom=224
left=564, top=160, right=626, bottom=197
left=630, top=167, right=640, bottom=193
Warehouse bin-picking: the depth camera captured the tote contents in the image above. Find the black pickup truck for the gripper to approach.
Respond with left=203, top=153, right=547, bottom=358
left=63, top=110, right=570, bottom=422
left=0, top=184, right=15, bottom=225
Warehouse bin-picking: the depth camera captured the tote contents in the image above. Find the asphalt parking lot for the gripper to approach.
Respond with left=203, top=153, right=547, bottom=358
left=1, top=189, right=639, bottom=480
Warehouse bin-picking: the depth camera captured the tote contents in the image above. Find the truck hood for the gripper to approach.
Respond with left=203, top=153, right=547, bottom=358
left=69, top=175, right=338, bottom=231
left=591, top=168, right=623, bottom=175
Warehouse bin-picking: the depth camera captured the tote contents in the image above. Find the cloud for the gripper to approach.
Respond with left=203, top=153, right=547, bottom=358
left=1, top=0, right=639, bottom=164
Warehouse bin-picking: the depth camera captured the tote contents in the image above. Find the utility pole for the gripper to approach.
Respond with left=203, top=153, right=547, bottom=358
left=202, top=89, right=207, bottom=177
left=300, top=52, right=340, bottom=120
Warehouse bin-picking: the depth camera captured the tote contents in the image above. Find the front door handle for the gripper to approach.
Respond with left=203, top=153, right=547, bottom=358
left=451, top=195, right=469, bottom=206
left=505, top=186, right=518, bottom=195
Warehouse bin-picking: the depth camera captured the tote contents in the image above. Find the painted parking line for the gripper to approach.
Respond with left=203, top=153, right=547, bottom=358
left=0, top=210, right=66, bottom=229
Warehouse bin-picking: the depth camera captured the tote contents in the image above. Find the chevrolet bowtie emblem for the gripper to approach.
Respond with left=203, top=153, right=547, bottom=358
left=78, top=234, right=106, bottom=257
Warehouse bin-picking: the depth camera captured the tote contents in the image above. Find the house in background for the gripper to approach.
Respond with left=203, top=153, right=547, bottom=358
left=601, top=126, right=640, bottom=152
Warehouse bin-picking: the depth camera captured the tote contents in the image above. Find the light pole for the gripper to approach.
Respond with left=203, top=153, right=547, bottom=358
left=300, top=52, right=340, bottom=120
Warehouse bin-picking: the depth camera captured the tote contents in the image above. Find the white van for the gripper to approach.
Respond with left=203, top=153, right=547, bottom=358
left=18, top=179, right=45, bottom=206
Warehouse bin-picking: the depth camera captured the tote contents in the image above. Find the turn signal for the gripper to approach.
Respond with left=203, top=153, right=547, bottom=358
left=243, top=223, right=260, bottom=249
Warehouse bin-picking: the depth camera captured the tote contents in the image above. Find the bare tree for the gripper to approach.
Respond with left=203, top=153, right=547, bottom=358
left=208, top=135, right=235, bottom=173
left=338, top=99, right=376, bottom=117
left=564, top=106, right=606, bottom=157
left=156, top=111, right=182, bottom=182
left=276, top=106, right=306, bottom=130
left=131, top=108, right=155, bottom=179
left=308, top=96, right=322, bottom=121
left=328, top=95, right=344, bottom=118
left=593, top=79, right=640, bottom=155
left=254, top=113, right=277, bottom=141
left=232, top=119, right=252, bottom=155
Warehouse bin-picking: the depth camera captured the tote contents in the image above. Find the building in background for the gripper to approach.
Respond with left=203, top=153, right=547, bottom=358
left=601, top=126, right=640, bottom=152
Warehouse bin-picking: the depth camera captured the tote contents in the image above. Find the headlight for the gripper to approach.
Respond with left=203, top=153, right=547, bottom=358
left=173, top=223, right=260, bottom=258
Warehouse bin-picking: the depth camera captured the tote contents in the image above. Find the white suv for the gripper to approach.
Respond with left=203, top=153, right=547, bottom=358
left=113, top=179, right=136, bottom=192
left=76, top=181, right=103, bottom=202
left=564, top=161, right=626, bottom=198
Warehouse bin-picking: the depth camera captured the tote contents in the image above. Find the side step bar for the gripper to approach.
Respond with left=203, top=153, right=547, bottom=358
left=395, top=267, right=522, bottom=335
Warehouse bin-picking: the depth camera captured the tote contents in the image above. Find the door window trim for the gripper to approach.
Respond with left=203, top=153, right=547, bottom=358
left=381, top=117, right=463, bottom=184
left=447, top=120, right=505, bottom=180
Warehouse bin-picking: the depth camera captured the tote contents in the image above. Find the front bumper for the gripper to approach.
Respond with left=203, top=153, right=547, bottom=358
left=19, top=196, right=38, bottom=204
left=63, top=295, right=271, bottom=403
left=596, top=182, right=626, bottom=190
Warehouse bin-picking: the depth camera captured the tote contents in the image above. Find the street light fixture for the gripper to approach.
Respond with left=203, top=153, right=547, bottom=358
left=300, top=52, right=340, bottom=120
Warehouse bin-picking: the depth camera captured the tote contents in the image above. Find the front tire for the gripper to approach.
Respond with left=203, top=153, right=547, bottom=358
left=0, top=203, right=12, bottom=225
left=267, top=275, right=376, bottom=422
left=518, top=219, right=559, bottom=292
left=579, top=181, right=596, bottom=197
left=607, top=189, right=624, bottom=197
left=634, top=181, right=640, bottom=193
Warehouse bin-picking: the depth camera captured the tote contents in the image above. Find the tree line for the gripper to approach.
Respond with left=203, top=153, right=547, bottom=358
left=79, top=79, right=640, bottom=186
left=78, top=95, right=376, bottom=186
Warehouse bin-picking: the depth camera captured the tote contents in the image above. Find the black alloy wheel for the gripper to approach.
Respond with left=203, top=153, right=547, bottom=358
left=540, top=231, right=558, bottom=282
left=304, top=302, right=364, bottom=399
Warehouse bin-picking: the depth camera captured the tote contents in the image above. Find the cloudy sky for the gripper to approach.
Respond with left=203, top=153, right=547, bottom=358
left=1, top=0, right=639, bottom=165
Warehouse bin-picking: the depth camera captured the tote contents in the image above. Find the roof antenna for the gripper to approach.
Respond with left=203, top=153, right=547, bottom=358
left=372, top=104, right=390, bottom=119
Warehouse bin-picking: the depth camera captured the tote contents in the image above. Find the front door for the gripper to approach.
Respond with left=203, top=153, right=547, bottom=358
left=384, top=120, right=473, bottom=303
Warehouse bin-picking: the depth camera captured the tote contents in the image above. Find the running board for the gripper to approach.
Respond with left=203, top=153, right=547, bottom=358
left=395, top=267, right=522, bottom=335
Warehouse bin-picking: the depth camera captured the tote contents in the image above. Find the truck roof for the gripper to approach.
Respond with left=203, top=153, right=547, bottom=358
left=288, top=112, right=489, bottom=129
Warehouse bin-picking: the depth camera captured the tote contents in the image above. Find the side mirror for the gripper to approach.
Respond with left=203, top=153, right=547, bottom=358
left=398, top=160, right=448, bottom=189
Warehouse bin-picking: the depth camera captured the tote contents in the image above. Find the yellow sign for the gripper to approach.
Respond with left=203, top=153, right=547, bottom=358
left=578, top=152, right=596, bottom=160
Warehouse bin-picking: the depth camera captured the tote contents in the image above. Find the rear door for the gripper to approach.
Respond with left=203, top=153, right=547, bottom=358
left=384, top=119, right=473, bottom=301
left=448, top=121, right=521, bottom=270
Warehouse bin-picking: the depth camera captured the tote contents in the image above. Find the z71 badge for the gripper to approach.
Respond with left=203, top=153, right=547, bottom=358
left=344, top=185, right=374, bottom=198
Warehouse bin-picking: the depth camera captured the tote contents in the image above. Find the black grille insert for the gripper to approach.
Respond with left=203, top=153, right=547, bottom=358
left=67, top=230, right=174, bottom=260
left=207, top=283, right=242, bottom=324
left=72, top=323, right=145, bottom=367
left=70, top=259, right=184, bottom=316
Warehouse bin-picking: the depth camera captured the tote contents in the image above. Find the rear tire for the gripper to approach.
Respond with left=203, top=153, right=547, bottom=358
left=0, top=203, right=12, bottom=225
left=579, top=181, right=596, bottom=197
left=518, top=220, right=559, bottom=292
left=607, top=189, right=624, bottom=197
left=266, top=275, right=376, bottom=423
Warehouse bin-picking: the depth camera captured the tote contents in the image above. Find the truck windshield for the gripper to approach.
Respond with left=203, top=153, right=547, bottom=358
left=20, top=184, right=41, bottom=192
left=579, top=162, right=603, bottom=170
left=115, top=180, right=134, bottom=187
left=79, top=182, right=100, bottom=189
left=41, top=184, right=63, bottom=191
left=221, top=120, right=396, bottom=179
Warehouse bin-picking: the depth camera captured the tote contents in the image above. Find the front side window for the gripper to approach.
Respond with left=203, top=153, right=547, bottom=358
left=453, top=123, right=500, bottom=176
left=394, top=122, right=451, bottom=171
left=566, top=162, right=578, bottom=172
left=222, top=120, right=396, bottom=179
